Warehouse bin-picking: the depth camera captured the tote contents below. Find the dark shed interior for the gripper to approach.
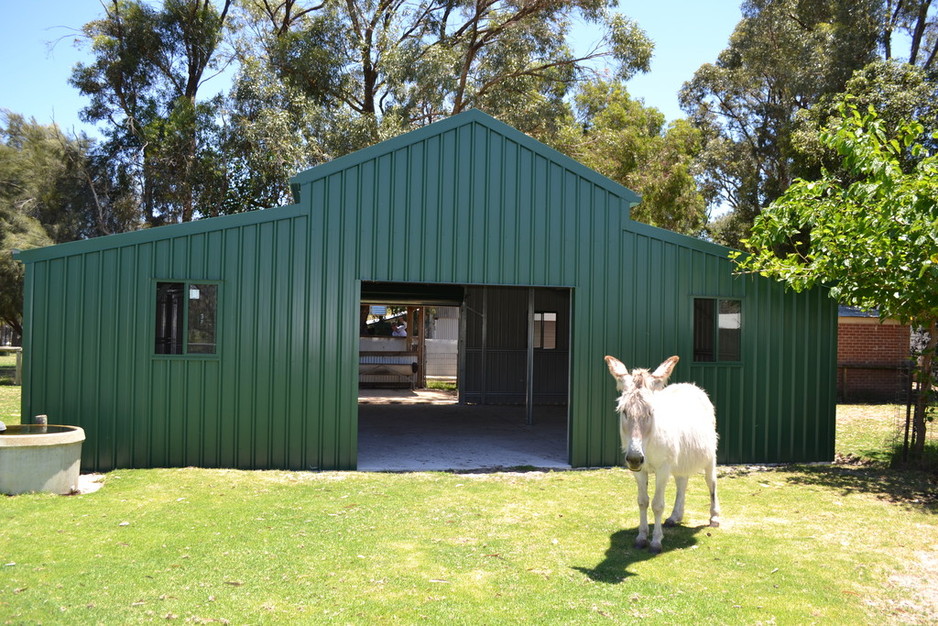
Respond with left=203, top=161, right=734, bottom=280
left=358, top=281, right=570, bottom=470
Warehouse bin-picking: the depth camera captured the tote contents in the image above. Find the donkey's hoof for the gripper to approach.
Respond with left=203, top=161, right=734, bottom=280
left=649, top=543, right=663, bottom=555
left=664, top=518, right=680, bottom=527
left=634, top=537, right=649, bottom=549
left=709, top=518, right=721, bottom=528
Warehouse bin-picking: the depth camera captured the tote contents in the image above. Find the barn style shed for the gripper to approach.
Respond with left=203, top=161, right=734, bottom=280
left=16, top=110, right=837, bottom=472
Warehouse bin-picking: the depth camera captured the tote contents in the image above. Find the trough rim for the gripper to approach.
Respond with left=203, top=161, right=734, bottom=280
left=0, top=425, right=86, bottom=447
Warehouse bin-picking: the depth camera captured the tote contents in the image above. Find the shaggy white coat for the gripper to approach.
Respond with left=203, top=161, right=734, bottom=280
left=605, top=355, right=721, bottom=553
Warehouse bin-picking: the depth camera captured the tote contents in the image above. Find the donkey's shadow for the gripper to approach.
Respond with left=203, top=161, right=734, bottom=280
left=574, top=524, right=708, bottom=584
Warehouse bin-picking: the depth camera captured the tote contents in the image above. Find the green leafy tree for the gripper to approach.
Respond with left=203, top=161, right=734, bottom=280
left=553, top=80, right=708, bottom=234
left=0, top=115, right=80, bottom=333
left=734, top=103, right=938, bottom=458
left=793, top=60, right=938, bottom=172
left=0, top=210, right=50, bottom=336
left=232, top=0, right=653, bottom=156
left=71, top=0, right=233, bottom=224
left=681, top=0, right=886, bottom=247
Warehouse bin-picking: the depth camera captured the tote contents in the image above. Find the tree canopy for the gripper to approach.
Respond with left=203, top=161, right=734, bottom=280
left=553, top=80, right=708, bottom=234
left=683, top=0, right=938, bottom=247
left=734, top=102, right=938, bottom=455
left=64, top=0, right=661, bottom=226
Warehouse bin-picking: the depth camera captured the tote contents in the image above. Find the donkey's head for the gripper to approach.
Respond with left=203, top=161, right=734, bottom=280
left=604, top=356, right=680, bottom=471
left=604, top=356, right=679, bottom=393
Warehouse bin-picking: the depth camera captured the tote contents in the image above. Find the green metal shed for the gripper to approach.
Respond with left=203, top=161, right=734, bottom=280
left=15, top=110, right=836, bottom=471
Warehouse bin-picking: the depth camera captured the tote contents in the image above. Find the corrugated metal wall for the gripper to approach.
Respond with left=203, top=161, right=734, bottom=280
left=19, top=110, right=836, bottom=471
left=22, top=206, right=357, bottom=471
left=609, top=224, right=837, bottom=464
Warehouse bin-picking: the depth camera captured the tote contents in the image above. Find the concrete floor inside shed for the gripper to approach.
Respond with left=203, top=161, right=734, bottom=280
left=357, top=389, right=569, bottom=471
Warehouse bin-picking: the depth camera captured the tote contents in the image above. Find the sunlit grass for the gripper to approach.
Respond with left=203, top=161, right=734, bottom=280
left=2, top=466, right=935, bottom=624
left=0, top=385, right=20, bottom=424
left=0, top=352, right=17, bottom=386
left=1, top=400, right=935, bottom=623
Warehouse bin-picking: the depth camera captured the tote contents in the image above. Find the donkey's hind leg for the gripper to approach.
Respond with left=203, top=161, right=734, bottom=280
left=705, top=461, right=721, bottom=528
left=665, top=475, right=688, bottom=526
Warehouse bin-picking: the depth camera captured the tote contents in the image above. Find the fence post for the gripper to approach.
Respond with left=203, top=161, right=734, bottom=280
left=14, top=348, right=22, bottom=386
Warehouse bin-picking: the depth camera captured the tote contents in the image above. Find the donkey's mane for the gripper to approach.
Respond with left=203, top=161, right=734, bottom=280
left=615, top=369, right=654, bottom=419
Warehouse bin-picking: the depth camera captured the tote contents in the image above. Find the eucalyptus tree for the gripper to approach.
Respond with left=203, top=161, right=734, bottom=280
left=219, top=1, right=654, bottom=211
left=681, top=0, right=883, bottom=247
left=232, top=0, right=653, bottom=149
left=882, top=0, right=938, bottom=69
left=0, top=114, right=125, bottom=334
left=71, top=0, right=233, bottom=225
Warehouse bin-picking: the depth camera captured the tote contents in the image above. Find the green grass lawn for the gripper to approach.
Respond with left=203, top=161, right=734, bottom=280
left=0, top=385, right=20, bottom=424
left=1, top=399, right=935, bottom=624
left=0, top=352, right=17, bottom=386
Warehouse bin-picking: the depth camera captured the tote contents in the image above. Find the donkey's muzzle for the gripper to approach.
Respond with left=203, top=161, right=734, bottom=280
left=625, top=451, right=644, bottom=472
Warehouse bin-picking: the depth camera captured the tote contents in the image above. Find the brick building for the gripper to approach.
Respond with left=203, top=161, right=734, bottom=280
left=838, top=306, right=912, bottom=402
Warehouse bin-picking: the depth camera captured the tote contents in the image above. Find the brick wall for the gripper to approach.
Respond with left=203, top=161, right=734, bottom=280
left=838, top=319, right=911, bottom=402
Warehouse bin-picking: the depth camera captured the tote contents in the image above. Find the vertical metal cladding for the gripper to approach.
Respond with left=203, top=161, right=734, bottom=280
left=20, top=207, right=327, bottom=472
left=612, top=223, right=837, bottom=464
left=18, top=110, right=836, bottom=471
left=291, top=113, right=638, bottom=469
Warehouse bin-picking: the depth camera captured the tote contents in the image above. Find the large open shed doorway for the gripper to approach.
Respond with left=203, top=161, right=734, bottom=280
left=358, top=282, right=571, bottom=471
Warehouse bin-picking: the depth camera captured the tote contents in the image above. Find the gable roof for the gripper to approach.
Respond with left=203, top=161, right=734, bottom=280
left=15, top=109, right=742, bottom=266
left=289, top=109, right=643, bottom=208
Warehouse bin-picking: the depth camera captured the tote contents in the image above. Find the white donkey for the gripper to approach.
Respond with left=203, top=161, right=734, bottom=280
left=604, top=355, right=720, bottom=553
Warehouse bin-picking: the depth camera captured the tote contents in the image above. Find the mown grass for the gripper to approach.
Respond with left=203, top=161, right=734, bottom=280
left=837, top=404, right=906, bottom=464
left=0, top=385, right=20, bottom=424
left=0, top=352, right=17, bottom=386
left=838, top=404, right=938, bottom=471
left=1, top=400, right=935, bottom=624
left=425, top=378, right=457, bottom=391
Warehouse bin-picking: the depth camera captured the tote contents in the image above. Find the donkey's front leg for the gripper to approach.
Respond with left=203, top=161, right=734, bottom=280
left=633, top=470, right=650, bottom=549
left=666, top=475, right=688, bottom=526
left=649, top=469, right=670, bottom=554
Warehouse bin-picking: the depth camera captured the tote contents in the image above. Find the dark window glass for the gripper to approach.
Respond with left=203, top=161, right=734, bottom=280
left=155, top=283, right=185, bottom=354
left=155, top=282, right=217, bottom=355
left=694, top=298, right=741, bottom=362
left=693, top=299, right=716, bottom=362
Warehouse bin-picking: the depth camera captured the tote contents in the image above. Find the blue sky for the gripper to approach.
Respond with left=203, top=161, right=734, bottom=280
left=0, top=1, right=741, bottom=137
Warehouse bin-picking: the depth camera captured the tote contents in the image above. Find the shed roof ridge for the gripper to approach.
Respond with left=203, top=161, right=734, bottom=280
left=288, top=109, right=642, bottom=207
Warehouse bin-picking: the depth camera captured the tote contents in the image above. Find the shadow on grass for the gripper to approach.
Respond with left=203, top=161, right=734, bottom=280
left=727, top=463, right=938, bottom=514
left=573, top=524, right=710, bottom=583
left=789, top=465, right=937, bottom=513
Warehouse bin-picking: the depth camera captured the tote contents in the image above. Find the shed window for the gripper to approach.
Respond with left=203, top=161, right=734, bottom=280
left=694, top=298, right=741, bottom=362
left=155, top=282, right=218, bottom=355
left=534, top=311, right=557, bottom=349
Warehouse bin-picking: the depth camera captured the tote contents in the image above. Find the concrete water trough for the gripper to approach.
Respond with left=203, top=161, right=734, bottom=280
left=0, top=424, right=85, bottom=495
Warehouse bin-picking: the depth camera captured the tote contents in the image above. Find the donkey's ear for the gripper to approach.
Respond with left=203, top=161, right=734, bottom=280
left=604, top=356, right=628, bottom=379
left=652, top=355, right=680, bottom=380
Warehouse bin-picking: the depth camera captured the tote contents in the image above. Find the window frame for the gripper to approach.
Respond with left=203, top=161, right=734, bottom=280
left=692, top=297, right=742, bottom=364
left=153, top=279, right=222, bottom=358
